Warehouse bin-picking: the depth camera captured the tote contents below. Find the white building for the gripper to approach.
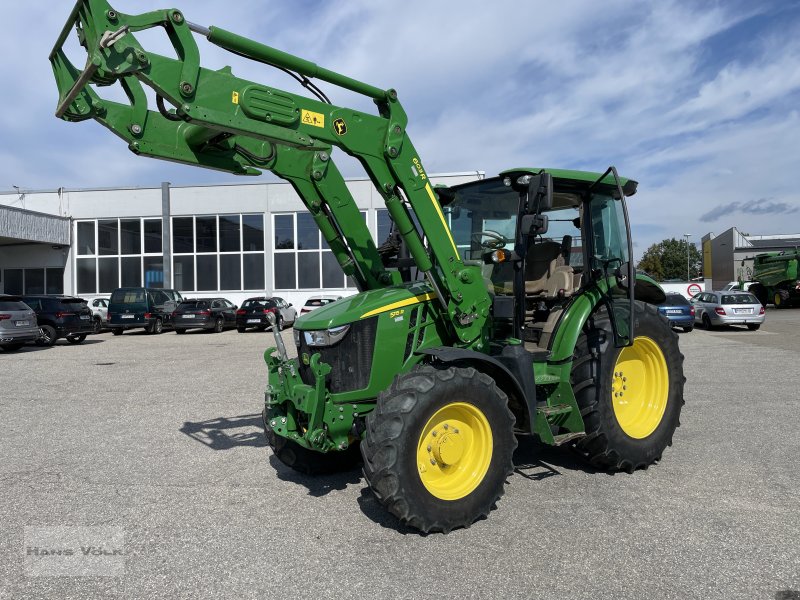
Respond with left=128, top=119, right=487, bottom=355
left=0, top=172, right=482, bottom=307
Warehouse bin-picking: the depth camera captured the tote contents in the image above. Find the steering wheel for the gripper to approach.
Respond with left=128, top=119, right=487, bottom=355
left=471, top=230, right=508, bottom=250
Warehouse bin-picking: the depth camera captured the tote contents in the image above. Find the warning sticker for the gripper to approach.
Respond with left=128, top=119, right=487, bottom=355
left=301, top=109, right=325, bottom=128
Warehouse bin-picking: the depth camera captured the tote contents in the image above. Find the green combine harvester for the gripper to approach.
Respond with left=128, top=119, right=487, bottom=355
left=51, top=0, right=685, bottom=532
left=747, top=250, right=800, bottom=308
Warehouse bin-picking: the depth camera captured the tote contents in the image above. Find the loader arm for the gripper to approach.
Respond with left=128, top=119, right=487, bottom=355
left=50, top=0, right=490, bottom=345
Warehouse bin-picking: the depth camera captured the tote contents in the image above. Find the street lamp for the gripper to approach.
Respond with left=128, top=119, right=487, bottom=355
left=684, top=233, right=691, bottom=281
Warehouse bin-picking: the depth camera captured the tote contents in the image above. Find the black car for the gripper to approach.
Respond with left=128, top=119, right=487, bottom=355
left=19, top=295, right=94, bottom=346
left=173, top=298, right=237, bottom=334
left=235, top=297, right=290, bottom=332
left=107, top=288, right=183, bottom=335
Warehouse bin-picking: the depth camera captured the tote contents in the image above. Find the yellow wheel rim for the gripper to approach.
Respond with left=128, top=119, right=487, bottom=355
left=775, top=293, right=782, bottom=307
left=612, top=336, right=669, bottom=439
left=416, top=402, right=493, bottom=501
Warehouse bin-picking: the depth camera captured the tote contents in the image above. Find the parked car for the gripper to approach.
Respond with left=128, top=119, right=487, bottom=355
left=173, top=298, right=237, bottom=334
left=88, top=297, right=110, bottom=333
left=107, top=288, right=183, bottom=335
left=656, top=292, right=695, bottom=333
left=235, top=297, right=296, bottom=332
left=690, top=290, right=765, bottom=330
left=0, top=295, right=40, bottom=351
left=721, top=281, right=754, bottom=292
left=299, top=295, right=342, bottom=315
left=19, top=294, right=94, bottom=346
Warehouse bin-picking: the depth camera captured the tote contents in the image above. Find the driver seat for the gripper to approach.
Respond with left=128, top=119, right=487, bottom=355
left=525, top=241, right=564, bottom=295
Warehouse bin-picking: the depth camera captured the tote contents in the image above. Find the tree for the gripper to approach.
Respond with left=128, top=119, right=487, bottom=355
left=637, top=238, right=702, bottom=281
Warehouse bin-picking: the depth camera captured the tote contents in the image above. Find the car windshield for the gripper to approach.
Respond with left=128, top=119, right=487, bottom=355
left=111, top=289, right=146, bottom=303
left=306, top=298, right=334, bottom=307
left=721, top=294, right=758, bottom=304
left=0, top=300, right=29, bottom=310
left=243, top=299, right=275, bottom=308
left=662, top=295, right=689, bottom=306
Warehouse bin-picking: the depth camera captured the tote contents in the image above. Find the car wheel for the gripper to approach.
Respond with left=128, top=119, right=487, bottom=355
left=275, top=316, right=284, bottom=332
left=213, top=317, right=224, bottom=333
left=702, top=314, right=712, bottom=330
left=36, top=325, right=57, bottom=347
left=112, top=328, right=123, bottom=336
left=237, top=327, right=246, bottom=333
left=682, top=326, right=693, bottom=333
left=92, top=317, right=102, bottom=334
left=1, top=343, right=24, bottom=352
left=150, top=318, right=163, bottom=334
left=67, top=334, right=87, bottom=344
left=747, top=324, right=760, bottom=331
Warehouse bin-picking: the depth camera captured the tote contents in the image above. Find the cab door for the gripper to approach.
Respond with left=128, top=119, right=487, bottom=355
left=587, top=168, right=634, bottom=347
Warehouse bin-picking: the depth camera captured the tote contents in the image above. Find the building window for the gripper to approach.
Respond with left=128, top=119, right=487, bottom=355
left=3, top=267, right=65, bottom=295
left=75, top=218, right=163, bottom=295
left=272, top=212, right=365, bottom=291
left=171, top=214, right=265, bottom=292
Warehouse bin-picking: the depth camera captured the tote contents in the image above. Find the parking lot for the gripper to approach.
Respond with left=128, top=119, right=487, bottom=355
left=1, top=310, right=798, bottom=599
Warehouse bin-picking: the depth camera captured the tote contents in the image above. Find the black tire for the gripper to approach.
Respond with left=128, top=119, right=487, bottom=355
left=750, top=284, right=768, bottom=307
left=275, top=316, right=284, bottom=332
left=747, top=324, right=760, bottom=331
left=262, top=408, right=361, bottom=475
left=92, top=317, right=103, bottom=334
left=1, top=343, right=24, bottom=352
left=237, top=326, right=246, bottom=333
left=36, top=325, right=57, bottom=347
left=112, top=328, right=123, bottom=336
left=774, top=289, right=790, bottom=309
left=571, top=301, right=685, bottom=472
left=682, top=326, right=693, bottom=333
left=147, top=318, right=163, bottom=335
left=213, top=317, right=224, bottom=333
left=67, top=334, right=87, bottom=344
left=702, top=313, right=712, bottom=330
left=361, top=365, right=516, bottom=533
left=175, top=328, right=186, bottom=335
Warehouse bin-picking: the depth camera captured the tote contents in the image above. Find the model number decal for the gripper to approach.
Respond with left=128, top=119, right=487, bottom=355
left=412, top=157, right=427, bottom=181
left=389, top=309, right=405, bottom=319
left=301, top=109, right=325, bottom=128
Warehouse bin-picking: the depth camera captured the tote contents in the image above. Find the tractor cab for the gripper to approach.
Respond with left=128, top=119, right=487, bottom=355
left=439, top=168, right=637, bottom=351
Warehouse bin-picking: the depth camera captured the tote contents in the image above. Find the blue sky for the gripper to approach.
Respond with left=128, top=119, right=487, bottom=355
left=1, top=0, right=799, bottom=258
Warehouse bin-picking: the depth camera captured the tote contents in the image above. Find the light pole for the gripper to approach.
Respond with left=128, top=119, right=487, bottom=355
left=684, top=233, right=691, bottom=281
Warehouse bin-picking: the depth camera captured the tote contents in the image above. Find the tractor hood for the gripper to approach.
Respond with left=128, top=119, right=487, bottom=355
left=294, top=282, right=436, bottom=330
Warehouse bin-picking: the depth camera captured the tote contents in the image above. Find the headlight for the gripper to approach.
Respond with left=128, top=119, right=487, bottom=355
left=303, top=324, right=350, bottom=347
left=293, top=328, right=300, bottom=346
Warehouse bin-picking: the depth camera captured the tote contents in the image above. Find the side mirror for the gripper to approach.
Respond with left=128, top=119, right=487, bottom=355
left=288, top=303, right=293, bottom=307
left=520, top=214, right=549, bottom=236
left=528, top=173, right=553, bottom=213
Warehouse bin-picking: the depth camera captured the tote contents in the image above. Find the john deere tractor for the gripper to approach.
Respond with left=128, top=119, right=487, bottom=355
left=51, top=0, right=685, bottom=532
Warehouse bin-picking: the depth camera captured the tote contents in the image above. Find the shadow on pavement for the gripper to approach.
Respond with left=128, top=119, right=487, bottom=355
left=269, top=454, right=362, bottom=498
left=179, top=413, right=267, bottom=450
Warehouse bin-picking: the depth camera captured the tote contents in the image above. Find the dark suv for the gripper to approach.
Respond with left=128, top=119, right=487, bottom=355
left=20, top=295, right=94, bottom=346
left=108, top=288, right=183, bottom=335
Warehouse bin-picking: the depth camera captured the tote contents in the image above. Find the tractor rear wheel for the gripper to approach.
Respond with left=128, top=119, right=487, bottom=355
left=361, top=365, right=516, bottom=533
left=571, top=301, right=684, bottom=472
left=262, top=408, right=361, bottom=475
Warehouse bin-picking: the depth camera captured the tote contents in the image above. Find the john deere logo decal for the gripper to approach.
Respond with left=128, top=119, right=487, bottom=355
left=333, top=118, right=348, bottom=136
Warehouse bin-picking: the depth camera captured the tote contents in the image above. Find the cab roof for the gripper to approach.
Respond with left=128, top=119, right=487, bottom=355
left=499, top=168, right=638, bottom=197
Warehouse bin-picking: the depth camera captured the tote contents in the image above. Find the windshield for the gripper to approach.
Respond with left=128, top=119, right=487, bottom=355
left=441, top=178, right=519, bottom=262
left=721, top=294, right=758, bottom=304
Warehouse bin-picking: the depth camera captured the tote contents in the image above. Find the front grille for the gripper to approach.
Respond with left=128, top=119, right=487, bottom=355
left=296, top=317, right=378, bottom=393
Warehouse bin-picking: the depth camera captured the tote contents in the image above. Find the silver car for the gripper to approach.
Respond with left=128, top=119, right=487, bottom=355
left=690, top=290, right=765, bottom=331
left=89, top=297, right=110, bottom=333
left=0, top=295, right=40, bottom=351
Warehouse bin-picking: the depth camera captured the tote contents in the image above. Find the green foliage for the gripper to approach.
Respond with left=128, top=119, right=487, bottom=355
left=637, top=238, right=702, bottom=281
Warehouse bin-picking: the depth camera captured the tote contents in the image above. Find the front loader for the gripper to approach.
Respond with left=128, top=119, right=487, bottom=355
left=51, top=0, right=685, bottom=533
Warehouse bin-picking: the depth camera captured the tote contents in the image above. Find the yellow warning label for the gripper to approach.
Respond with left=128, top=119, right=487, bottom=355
left=232, top=91, right=239, bottom=104
left=301, top=109, right=325, bottom=128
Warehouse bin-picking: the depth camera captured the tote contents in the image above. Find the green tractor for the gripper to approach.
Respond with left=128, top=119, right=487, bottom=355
left=746, top=249, right=800, bottom=308
left=51, top=0, right=685, bottom=532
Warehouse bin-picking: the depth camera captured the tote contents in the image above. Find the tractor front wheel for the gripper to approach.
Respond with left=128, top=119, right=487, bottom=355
left=361, top=365, right=516, bottom=533
left=571, top=302, right=684, bottom=472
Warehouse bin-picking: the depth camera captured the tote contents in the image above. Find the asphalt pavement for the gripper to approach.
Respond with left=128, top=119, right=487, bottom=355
left=1, top=309, right=798, bottom=599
